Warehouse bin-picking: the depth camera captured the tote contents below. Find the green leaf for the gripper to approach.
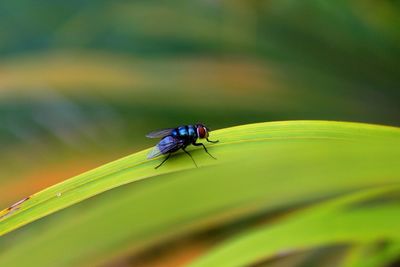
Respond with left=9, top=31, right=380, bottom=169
left=0, top=121, right=399, bottom=267
left=342, top=242, right=400, bottom=267
left=188, top=185, right=400, bottom=267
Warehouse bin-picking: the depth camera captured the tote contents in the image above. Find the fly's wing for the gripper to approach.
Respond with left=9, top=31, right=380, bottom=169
left=147, top=146, right=163, bottom=159
left=146, top=128, right=175, bottom=139
left=147, top=136, right=184, bottom=159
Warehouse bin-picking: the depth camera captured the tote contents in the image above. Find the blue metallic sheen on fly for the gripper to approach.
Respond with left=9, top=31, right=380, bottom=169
left=146, top=123, right=219, bottom=169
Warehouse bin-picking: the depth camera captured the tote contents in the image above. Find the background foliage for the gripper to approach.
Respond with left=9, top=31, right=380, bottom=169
left=0, top=0, right=399, bottom=266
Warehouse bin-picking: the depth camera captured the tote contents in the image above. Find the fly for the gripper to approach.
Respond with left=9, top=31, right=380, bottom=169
left=146, top=123, right=219, bottom=169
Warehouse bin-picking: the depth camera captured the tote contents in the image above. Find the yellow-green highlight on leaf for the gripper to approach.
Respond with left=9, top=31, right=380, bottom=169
left=0, top=120, right=399, bottom=237
left=189, top=185, right=400, bottom=267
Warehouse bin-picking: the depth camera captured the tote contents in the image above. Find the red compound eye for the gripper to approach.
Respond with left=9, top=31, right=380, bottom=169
left=197, top=126, right=206, bottom=138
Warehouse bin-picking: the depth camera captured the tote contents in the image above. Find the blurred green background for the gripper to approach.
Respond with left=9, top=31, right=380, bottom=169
left=0, top=0, right=400, bottom=266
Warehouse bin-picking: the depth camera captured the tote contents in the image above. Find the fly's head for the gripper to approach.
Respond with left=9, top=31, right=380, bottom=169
left=195, top=123, right=210, bottom=139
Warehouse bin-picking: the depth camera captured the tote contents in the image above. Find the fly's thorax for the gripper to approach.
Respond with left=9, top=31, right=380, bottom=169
left=176, top=125, right=198, bottom=139
left=187, top=125, right=197, bottom=138
left=177, top=126, right=189, bottom=137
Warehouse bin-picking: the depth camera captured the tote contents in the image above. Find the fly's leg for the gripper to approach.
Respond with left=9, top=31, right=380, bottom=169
left=193, top=142, right=217, bottom=159
left=155, top=153, right=171, bottom=169
left=206, top=138, right=219, bottom=144
left=182, top=148, right=198, bottom=168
